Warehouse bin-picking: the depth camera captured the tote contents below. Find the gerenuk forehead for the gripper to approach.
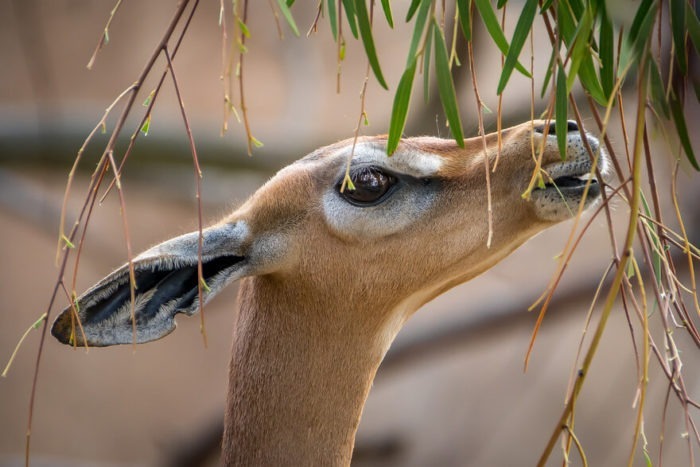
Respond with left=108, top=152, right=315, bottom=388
left=295, top=139, right=445, bottom=179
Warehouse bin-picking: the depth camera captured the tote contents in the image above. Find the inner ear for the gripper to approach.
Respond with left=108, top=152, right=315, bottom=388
left=51, top=223, right=251, bottom=347
left=84, top=254, right=244, bottom=330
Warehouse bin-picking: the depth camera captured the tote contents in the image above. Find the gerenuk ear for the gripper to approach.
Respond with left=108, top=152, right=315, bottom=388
left=51, top=222, right=251, bottom=347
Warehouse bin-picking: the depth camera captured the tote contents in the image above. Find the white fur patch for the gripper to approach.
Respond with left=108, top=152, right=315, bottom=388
left=337, top=141, right=444, bottom=178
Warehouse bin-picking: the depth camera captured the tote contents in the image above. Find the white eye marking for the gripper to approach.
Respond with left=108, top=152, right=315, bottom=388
left=335, top=141, right=444, bottom=179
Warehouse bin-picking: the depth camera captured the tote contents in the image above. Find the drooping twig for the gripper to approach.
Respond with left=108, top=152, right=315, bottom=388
left=340, top=1, right=375, bottom=193
left=236, top=0, right=259, bottom=156
left=100, top=0, right=201, bottom=202
left=163, top=46, right=209, bottom=346
left=27, top=2, right=196, bottom=465
left=467, top=41, right=493, bottom=248
left=86, top=0, right=124, bottom=70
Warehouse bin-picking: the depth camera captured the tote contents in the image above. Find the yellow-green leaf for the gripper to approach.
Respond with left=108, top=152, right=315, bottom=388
left=237, top=18, right=251, bottom=38
left=140, top=115, right=151, bottom=136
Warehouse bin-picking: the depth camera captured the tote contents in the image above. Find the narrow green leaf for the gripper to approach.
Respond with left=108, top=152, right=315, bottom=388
left=566, top=4, right=607, bottom=106
left=341, top=0, right=359, bottom=39
left=577, top=56, right=608, bottom=106
left=599, top=6, right=614, bottom=99
left=387, top=59, right=418, bottom=155
left=423, top=22, right=433, bottom=102
left=497, top=0, right=538, bottom=95
left=497, top=0, right=507, bottom=8
left=406, top=0, right=422, bottom=22
left=687, top=1, right=700, bottom=54
left=540, top=0, right=555, bottom=12
left=648, top=58, right=669, bottom=118
left=354, top=0, right=388, bottom=89
left=380, top=0, right=393, bottom=28
left=474, top=0, right=532, bottom=78
left=406, top=0, right=432, bottom=66
left=628, top=0, right=655, bottom=43
left=556, top=65, right=568, bottom=161
left=540, top=48, right=556, bottom=98
left=687, top=2, right=700, bottom=101
left=669, top=90, right=700, bottom=170
left=568, top=0, right=585, bottom=19
left=557, top=0, right=576, bottom=45
left=276, top=0, right=300, bottom=36
left=670, top=0, right=687, bottom=72
left=327, top=0, right=338, bottom=40
left=433, top=19, right=464, bottom=146
left=565, top=4, right=594, bottom=92
left=286, top=0, right=295, bottom=6
left=619, top=0, right=657, bottom=77
left=558, top=2, right=606, bottom=105
left=456, top=0, right=472, bottom=41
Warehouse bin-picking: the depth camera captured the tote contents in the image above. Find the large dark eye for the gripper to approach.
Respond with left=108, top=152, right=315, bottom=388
left=341, top=167, right=397, bottom=205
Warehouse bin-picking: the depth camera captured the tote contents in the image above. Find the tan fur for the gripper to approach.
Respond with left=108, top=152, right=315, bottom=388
left=51, top=120, right=607, bottom=465
left=217, top=121, right=604, bottom=464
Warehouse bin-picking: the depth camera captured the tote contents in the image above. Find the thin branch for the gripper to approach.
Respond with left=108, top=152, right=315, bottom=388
left=86, top=0, right=124, bottom=70
left=27, top=2, right=195, bottom=464
left=237, top=0, right=258, bottom=155
left=99, top=0, right=200, bottom=202
left=340, top=1, right=375, bottom=193
left=467, top=41, right=493, bottom=248
left=163, top=46, right=208, bottom=346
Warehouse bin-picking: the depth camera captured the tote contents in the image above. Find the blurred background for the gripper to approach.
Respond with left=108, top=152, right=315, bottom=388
left=1, top=1, right=699, bottom=466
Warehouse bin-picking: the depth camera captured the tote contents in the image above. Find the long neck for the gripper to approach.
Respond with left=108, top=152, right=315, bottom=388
left=221, top=275, right=398, bottom=466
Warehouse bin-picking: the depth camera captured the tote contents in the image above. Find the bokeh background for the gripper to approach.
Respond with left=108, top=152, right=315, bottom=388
left=1, top=1, right=699, bottom=466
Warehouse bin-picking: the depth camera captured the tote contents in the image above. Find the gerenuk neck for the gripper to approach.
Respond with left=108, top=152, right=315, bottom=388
left=221, top=275, right=401, bottom=466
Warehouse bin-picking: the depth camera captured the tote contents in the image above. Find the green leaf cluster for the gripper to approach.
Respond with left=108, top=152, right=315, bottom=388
left=277, top=1, right=698, bottom=168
